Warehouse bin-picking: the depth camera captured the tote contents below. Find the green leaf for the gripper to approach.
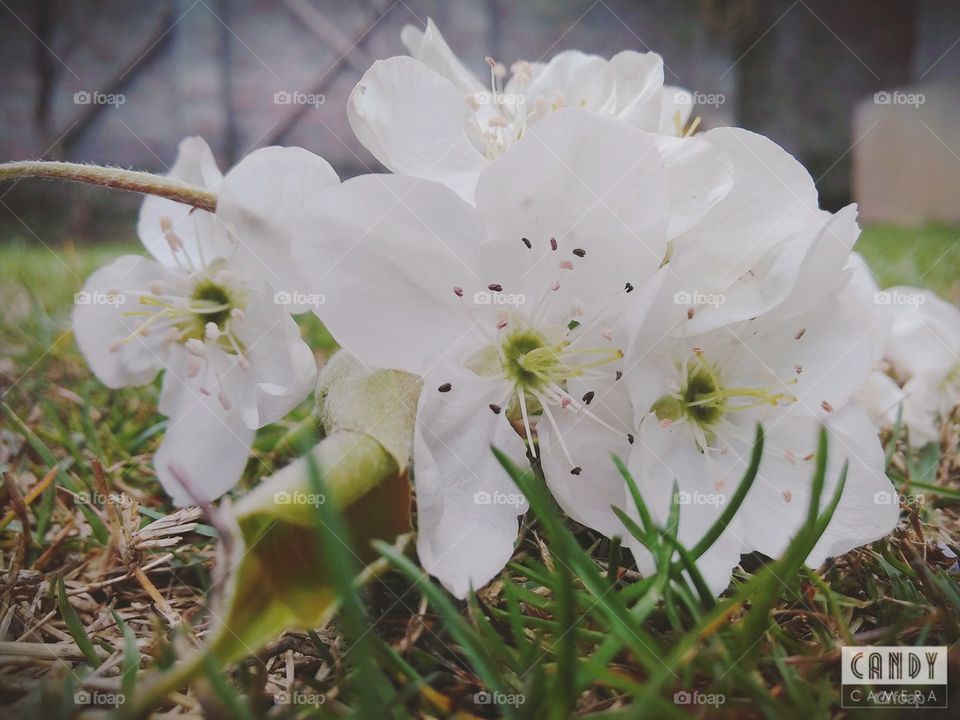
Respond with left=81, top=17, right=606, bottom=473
left=57, top=577, right=101, bottom=668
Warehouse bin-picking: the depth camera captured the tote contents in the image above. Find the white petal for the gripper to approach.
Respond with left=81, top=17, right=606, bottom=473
left=400, top=19, right=485, bottom=96
left=609, top=50, right=664, bottom=130
left=154, top=395, right=255, bottom=506
left=537, top=376, right=632, bottom=539
left=413, top=364, right=528, bottom=598
left=525, top=51, right=616, bottom=114
left=659, top=85, right=694, bottom=135
left=884, top=286, right=960, bottom=379
left=292, top=173, right=488, bottom=375
left=627, top=416, right=746, bottom=594
left=475, top=108, right=670, bottom=297
left=232, top=289, right=317, bottom=427
left=347, top=56, right=488, bottom=202
left=72, top=255, right=172, bottom=388
left=137, top=137, right=228, bottom=269
left=216, top=146, right=339, bottom=305
left=673, top=127, right=822, bottom=282
left=656, top=134, right=734, bottom=238
left=738, top=406, right=898, bottom=567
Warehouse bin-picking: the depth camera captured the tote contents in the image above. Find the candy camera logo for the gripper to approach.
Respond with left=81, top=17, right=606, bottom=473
left=274, top=490, right=326, bottom=507
left=873, top=490, right=924, bottom=506
left=274, top=90, right=325, bottom=108
left=74, top=690, right=125, bottom=706
left=874, top=90, right=925, bottom=107
left=473, top=290, right=526, bottom=308
left=841, top=646, right=948, bottom=709
left=74, top=90, right=125, bottom=107
left=673, top=690, right=725, bottom=707
left=275, top=690, right=325, bottom=706
left=683, top=90, right=725, bottom=108
left=473, top=690, right=525, bottom=706
left=273, top=290, right=325, bottom=307
left=873, top=290, right=925, bottom=308
left=675, top=490, right=725, bottom=507
left=473, top=490, right=525, bottom=507
left=75, top=290, right=125, bottom=307
left=673, top=290, right=725, bottom=308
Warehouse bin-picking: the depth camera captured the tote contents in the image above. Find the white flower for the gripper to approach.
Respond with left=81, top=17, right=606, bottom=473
left=540, top=211, right=898, bottom=594
left=290, top=110, right=730, bottom=597
left=879, top=286, right=960, bottom=443
left=348, top=18, right=693, bottom=202
left=73, top=137, right=336, bottom=504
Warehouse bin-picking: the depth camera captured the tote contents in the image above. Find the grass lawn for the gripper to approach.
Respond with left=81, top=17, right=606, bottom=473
left=1, top=225, right=958, bottom=718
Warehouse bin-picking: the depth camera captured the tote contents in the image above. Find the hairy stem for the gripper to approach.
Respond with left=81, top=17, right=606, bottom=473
left=0, top=161, right=217, bottom=211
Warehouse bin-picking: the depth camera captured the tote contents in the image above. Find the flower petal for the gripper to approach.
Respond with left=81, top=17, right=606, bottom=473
left=627, top=416, right=746, bottom=594
left=137, top=137, right=227, bottom=268
left=348, top=56, right=488, bottom=202
left=525, top=51, right=616, bottom=113
left=72, top=255, right=172, bottom=388
left=413, top=364, right=529, bottom=598
left=401, top=19, right=485, bottom=96
left=659, top=85, right=694, bottom=135
left=537, top=376, right=632, bottom=539
left=154, top=394, right=255, bottom=506
left=738, top=406, right=898, bottom=567
left=609, top=50, right=664, bottom=129
left=216, top=146, right=339, bottom=305
left=292, top=173, right=488, bottom=375
left=475, top=108, right=671, bottom=298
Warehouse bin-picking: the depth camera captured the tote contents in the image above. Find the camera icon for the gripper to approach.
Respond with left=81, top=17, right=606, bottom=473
left=274, top=91, right=292, bottom=105
left=74, top=291, right=92, bottom=305
left=873, top=491, right=894, bottom=505
left=874, top=91, right=891, bottom=105
left=673, top=89, right=693, bottom=105
left=473, top=691, right=492, bottom=704
left=674, top=490, right=691, bottom=505
left=673, top=690, right=691, bottom=705
left=473, top=291, right=492, bottom=305
left=274, top=491, right=292, bottom=505
left=74, top=690, right=91, bottom=704
left=273, top=290, right=292, bottom=305
left=473, top=491, right=492, bottom=505
left=673, top=291, right=691, bottom=305
left=74, top=91, right=91, bottom=105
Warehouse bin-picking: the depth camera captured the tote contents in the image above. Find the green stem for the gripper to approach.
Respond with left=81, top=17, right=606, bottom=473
left=0, top=160, right=217, bottom=211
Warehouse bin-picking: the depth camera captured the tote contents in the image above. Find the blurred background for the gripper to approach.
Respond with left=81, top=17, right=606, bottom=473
left=0, top=0, right=958, bottom=288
